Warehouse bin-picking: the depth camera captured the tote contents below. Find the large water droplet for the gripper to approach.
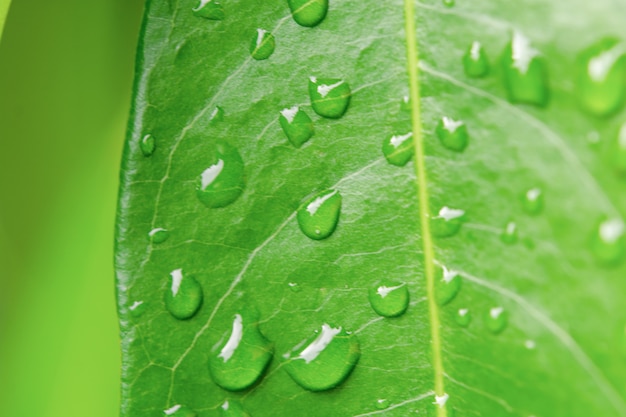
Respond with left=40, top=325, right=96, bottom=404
left=455, top=308, right=471, bottom=327
left=165, top=269, right=203, bottom=320
left=522, top=187, right=543, bottom=215
left=501, top=31, right=548, bottom=107
left=611, top=123, right=626, bottom=175
left=431, top=206, right=465, bottom=237
left=279, top=106, right=314, bottom=148
left=463, top=41, right=489, bottom=78
left=576, top=38, right=626, bottom=117
left=220, top=401, right=250, bottom=417
left=164, top=405, right=196, bottom=417
left=250, top=29, right=275, bottom=60
left=149, top=227, right=170, bottom=244
left=297, top=189, right=341, bottom=240
left=129, top=300, right=146, bottom=318
left=500, top=221, right=518, bottom=244
left=435, top=266, right=461, bottom=306
left=368, top=282, right=409, bottom=317
left=486, top=307, right=507, bottom=334
left=284, top=324, right=360, bottom=391
left=591, top=217, right=625, bottom=265
left=192, top=0, right=224, bottom=20
left=382, top=132, right=414, bottom=166
left=287, top=0, right=328, bottom=27
left=208, top=311, right=274, bottom=391
left=196, top=142, right=245, bottom=208
left=140, top=134, right=155, bottom=156
left=308, top=77, right=351, bottom=119
left=435, top=117, right=469, bottom=152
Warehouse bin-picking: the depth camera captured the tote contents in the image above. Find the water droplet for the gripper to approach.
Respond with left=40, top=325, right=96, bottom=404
left=486, top=306, right=507, bottom=334
left=210, top=106, right=224, bottom=125
left=297, top=189, right=342, bottom=240
left=129, top=300, right=146, bottom=318
left=431, top=206, right=465, bottom=237
left=165, top=269, right=203, bottom=320
left=442, top=0, right=455, bottom=7
left=500, top=221, right=518, bottom=244
left=501, top=31, right=548, bottom=107
left=376, top=399, right=390, bottom=410
left=279, top=106, right=314, bottom=147
left=208, top=311, right=273, bottom=391
left=522, top=187, right=543, bottom=215
left=463, top=41, right=489, bottom=78
left=400, top=95, right=411, bottom=111
left=193, top=0, right=224, bottom=20
left=196, top=142, right=245, bottom=208
left=435, top=266, right=461, bottom=306
left=455, top=308, right=471, bottom=327
left=287, top=0, right=328, bottom=27
left=220, top=401, right=250, bottom=417
left=591, top=217, right=625, bottom=265
left=382, top=132, right=414, bottom=166
left=368, top=282, right=409, bottom=317
left=164, top=405, right=196, bottom=417
left=284, top=323, right=360, bottom=391
left=308, top=77, right=351, bottom=119
left=149, top=227, right=169, bottom=244
left=288, top=282, right=301, bottom=292
left=250, top=29, right=275, bottom=60
left=140, top=134, right=155, bottom=156
left=576, top=38, right=626, bottom=117
left=435, top=117, right=469, bottom=152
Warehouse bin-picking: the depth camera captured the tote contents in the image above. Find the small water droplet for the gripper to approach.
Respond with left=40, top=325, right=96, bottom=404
left=297, top=189, right=342, bottom=240
left=196, top=142, right=245, bottom=208
left=500, top=221, right=518, bottom=244
left=220, top=400, right=250, bottom=417
left=210, top=106, right=224, bottom=125
left=287, top=0, right=328, bottom=27
left=524, top=339, right=536, bottom=349
left=193, top=0, right=224, bottom=20
left=129, top=300, right=146, bottom=318
left=400, top=95, right=411, bottom=111
left=308, top=77, right=351, bottom=119
left=382, top=132, right=414, bottom=166
left=140, top=134, right=155, bottom=156
left=431, top=206, right=465, bottom=237
left=250, top=29, right=275, bottom=60
left=284, top=323, right=360, bottom=391
left=165, top=269, right=203, bottom=320
left=208, top=311, right=274, bottom=391
left=576, top=38, right=626, bottom=117
left=455, top=308, right=471, bottom=327
left=501, top=31, right=548, bottom=107
left=486, top=306, right=508, bottom=334
left=435, top=266, right=461, bottom=306
left=376, top=399, right=390, bottom=410
left=591, top=217, right=625, bottom=265
left=164, top=405, right=196, bottom=417
left=279, top=106, right=314, bottom=147
left=368, top=282, right=409, bottom=317
left=435, top=117, right=469, bottom=152
left=288, top=282, right=302, bottom=292
left=442, top=0, right=455, bottom=7
left=463, top=41, right=489, bottom=78
left=149, top=227, right=170, bottom=244
left=522, top=187, right=543, bottom=215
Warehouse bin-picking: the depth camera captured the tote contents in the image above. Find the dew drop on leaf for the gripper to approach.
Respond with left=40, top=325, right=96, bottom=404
left=297, top=189, right=342, bottom=240
left=486, top=306, right=508, bottom=334
left=279, top=106, right=314, bottom=148
left=192, top=0, right=224, bottom=20
left=382, top=132, right=414, bottom=166
left=431, top=206, right=465, bottom=237
left=208, top=311, right=273, bottom=391
left=149, top=227, right=169, bottom=244
left=288, top=282, right=301, bottom=292
left=455, top=308, right=471, bottom=327
left=442, top=0, right=455, bottom=7
left=250, top=29, right=275, bottom=60
left=400, top=95, right=411, bottom=111
left=435, top=117, right=469, bottom=152
left=522, top=187, right=543, bottom=215
left=287, top=0, right=328, bottom=27
left=164, top=269, right=203, bottom=320
left=435, top=266, right=461, bottom=306
left=308, top=77, right=351, bottom=119
left=220, top=400, right=251, bottom=417
left=196, top=142, right=245, bottom=208
left=163, top=405, right=196, bottom=417
left=500, top=221, right=518, bottom=244
left=590, top=217, right=625, bottom=265
left=210, top=106, right=224, bottom=125
left=368, top=281, right=409, bottom=317
left=463, top=41, right=489, bottom=78
left=140, top=134, right=155, bottom=156
left=576, top=38, right=626, bottom=117
left=129, top=300, right=146, bottom=318
left=501, top=31, right=548, bottom=107
left=375, top=399, right=390, bottom=410
left=284, top=323, right=360, bottom=391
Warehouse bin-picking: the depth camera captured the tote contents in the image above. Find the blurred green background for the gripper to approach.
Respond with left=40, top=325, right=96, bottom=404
left=0, top=0, right=143, bottom=415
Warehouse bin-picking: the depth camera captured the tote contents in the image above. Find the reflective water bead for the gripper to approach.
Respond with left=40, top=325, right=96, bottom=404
left=164, top=405, right=196, bottom=417
left=500, top=221, right=518, bottom=244
left=279, top=106, right=314, bottom=148
left=435, top=117, right=469, bottom=152
left=382, top=132, right=414, bottom=166
left=376, top=399, right=390, bottom=410
left=210, top=106, right=224, bottom=125
left=501, top=31, right=548, bottom=107
left=435, top=266, right=461, bottom=306
left=522, top=187, right=543, bottom=215
left=455, top=308, right=471, bottom=327
left=196, top=142, right=245, bottom=208
left=193, top=0, right=224, bottom=20
left=149, top=227, right=169, bottom=244
left=486, top=307, right=508, bottom=334
left=129, top=300, right=146, bottom=318
left=591, top=217, right=625, bottom=265
left=164, top=269, right=203, bottom=320
left=431, top=206, right=465, bottom=237
left=463, top=41, right=489, bottom=78
left=297, top=189, right=342, bottom=240
left=368, top=282, right=409, bottom=317
left=250, top=29, right=275, bottom=60
left=287, top=0, right=328, bottom=27
left=140, top=134, right=155, bottom=156
left=308, top=77, right=351, bottom=119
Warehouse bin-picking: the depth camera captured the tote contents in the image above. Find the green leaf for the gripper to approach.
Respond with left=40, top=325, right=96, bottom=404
left=0, top=0, right=11, bottom=41
left=116, top=0, right=626, bottom=416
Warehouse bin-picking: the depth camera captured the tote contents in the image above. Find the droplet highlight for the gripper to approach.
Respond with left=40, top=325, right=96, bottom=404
left=129, top=300, right=146, bottom=318
left=500, top=221, right=518, bottom=244
left=463, top=41, right=489, bottom=78
left=376, top=399, right=390, bottom=410
left=192, top=0, right=224, bottom=20
left=368, top=282, right=409, bottom=317
left=140, top=134, right=155, bottom=156
left=591, top=217, right=625, bottom=265
left=455, top=308, right=471, bottom=327
left=501, top=31, right=548, bottom=106
left=196, top=142, right=245, bottom=208
left=165, top=269, right=203, bottom=320
left=382, top=132, right=414, bottom=166
left=250, top=29, right=275, bottom=60
left=210, top=106, right=224, bottom=125
left=431, top=206, right=465, bottom=237
left=522, top=187, right=543, bottom=215
left=220, top=401, right=250, bottom=417
left=149, top=227, right=169, bottom=244
left=486, top=307, right=507, bottom=334
left=287, top=0, right=328, bottom=27
left=297, top=189, right=341, bottom=240
left=435, top=266, right=461, bottom=306
left=435, top=117, right=469, bottom=152
left=164, top=405, right=196, bottom=417
left=279, top=106, right=314, bottom=148
left=308, top=77, right=351, bottom=119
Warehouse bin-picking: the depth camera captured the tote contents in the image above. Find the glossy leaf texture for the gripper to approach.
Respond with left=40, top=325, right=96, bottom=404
left=115, top=0, right=626, bottom=416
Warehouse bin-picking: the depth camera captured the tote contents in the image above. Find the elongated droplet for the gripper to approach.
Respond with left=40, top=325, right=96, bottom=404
left=431, top=206, right=465, bottom=237
left=193, top=0, right=224, bottom=20
left=164, top=405, right=196, bottom=417
left=196, top=142, right=245, bottom=208
left=382, top=132, right=414, bottom=166
left=591, top=217, right=625, bottom=265
left=149, top=227, right=169, bottom=244
left=455, top=308, right=471, bottom=327
left=436, top=117, right=469, bottom=152
left=284, top=324, right=360, bottom=391
left=522, top=187, right=543, bottom=215
left=287, top=0, right=328, bottom=27
left=250, top=29, right=275, bottom=60
left=376, top=399, right=390, bottom=410
left=435, top=266, right=461, bottom=306
left=140, top=134, right=155, bottom=156
left=576, top=38, right=626, bottom=117
left=368, top=282, right=409, bottom=317
left=165, top=269, right=203, bottom=320
left=208, top=311, right=273, bottom=391
left=501, top=31, right=548, bottom=106
left=210, top=106, right=224, bottom=125
left=220, top=401, right=250, bottom=417
left=486, top=307, right=507, bottom=334
left=500, top=221, right=518, bottom=244
left=129, top=300, right=146, bottom=318
left=297, top=189, right=341, bottom=240
left=279, top=106, right=314, bottom=147
left=463, top=41, right=489, bottom=78
left=308, top=77, right=351, bottom=119
left=612, top=123, right=626, bottom=175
